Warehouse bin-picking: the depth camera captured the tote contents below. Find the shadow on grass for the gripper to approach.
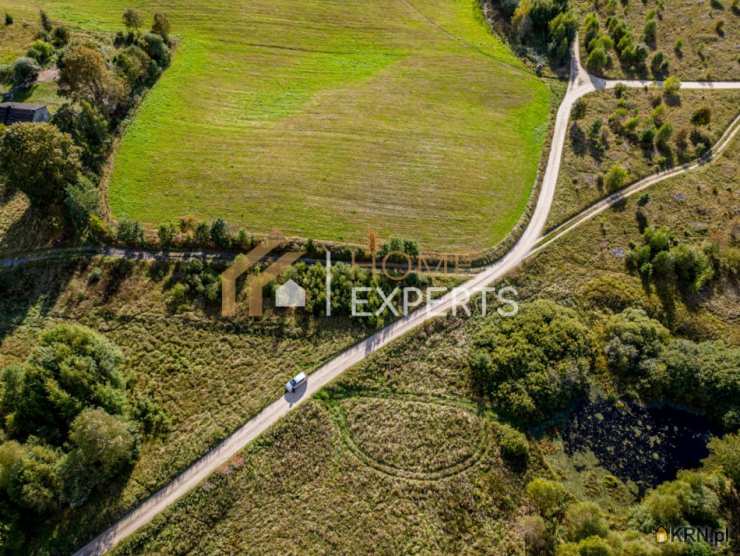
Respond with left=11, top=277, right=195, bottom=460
left=0, top=194, right=66, bottom=255
left=0, top=258, right=83, bottom=348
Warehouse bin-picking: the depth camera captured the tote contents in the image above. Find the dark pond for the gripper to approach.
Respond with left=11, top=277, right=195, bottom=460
left=561, top=399, right=716, bottom=491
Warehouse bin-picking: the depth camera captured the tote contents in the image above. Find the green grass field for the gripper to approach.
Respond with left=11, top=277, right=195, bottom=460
left=0, top=0, right=551, bottom=254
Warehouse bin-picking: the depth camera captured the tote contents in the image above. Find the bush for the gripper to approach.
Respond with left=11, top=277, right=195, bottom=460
left=671, top=243, right=713, bottom=293
left=640, top=127, right=655, bottom=147
left=11, top=57, right=40, bottom=87
left=548, top=10, right=577, bottom=63
left=604, top=165, right=628, bottom=192
left=663, top=76, right=681, bottom=97
left=142, top=32, right=171, bottom=68
left=498, top=423, right=530, bottom=468
left=587, top=47, right=609, bottom=73
left=706, top=433, right=740, bottom=486
left=51, top=26, right=70, bottom=47
left=572, top=99, right=587, bottom=120
left=643, top=19, right=657, bottom=44
left=519, top=515, right=551, bottom=555
left=0, top=123, right=81, bottom=206
left=151, top=13, right=171, bottom=43
left=64, top=176, right=100, bottom=238
left=39, top=10, right=52, bottom=33
left=564, top=502, right=609, bottom=541
left=117, top=219, right=145, bottom=245
left=526, top=478, right=569, bottom=518
left=650, top=51, right=669, bottom=77
left=52, top=101, right=111, bottom=172
left=26, top=40, right=55, bottom=66
left=604, top=308, right=669, bottom=376
left=194, top=222, right=210, bottom=244
left=158, top=222, right=177, bottom=247
left=4, top=13, right=12, bottom=25
left=1, top=324, right=127, bottom=443
left=6, top=444, right=61, bottom=515
left=655, top=123, right=673, bottom=147
left=123, top=8, right=143, bottom=30
left=210, top=218, right=230, bottom=249
left=471, top=300, right=596, bottom=423
left=60, top=408, right=137, bottom=506
left=632, top=470, right=723, bottom=532
left=690, top=107, right=711, bottom=126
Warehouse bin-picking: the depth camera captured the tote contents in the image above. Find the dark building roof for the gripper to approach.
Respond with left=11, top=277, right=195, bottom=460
left=0, top=102, right=50, bottom=125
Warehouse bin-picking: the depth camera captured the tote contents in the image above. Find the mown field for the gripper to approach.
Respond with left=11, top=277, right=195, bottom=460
left=0, top=0, right=551, bottom=254
left=112, top=129, right=740, bottom=556
left=547, top=87, right=740, bottom=229
left=575, top=0, right=740, bottom=80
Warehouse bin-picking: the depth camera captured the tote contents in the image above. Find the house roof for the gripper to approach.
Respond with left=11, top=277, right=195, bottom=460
left=0, top=102, right=49, bottom=125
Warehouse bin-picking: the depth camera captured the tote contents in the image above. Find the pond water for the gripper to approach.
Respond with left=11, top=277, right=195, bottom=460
left=561, top=400, right=715, bottom=491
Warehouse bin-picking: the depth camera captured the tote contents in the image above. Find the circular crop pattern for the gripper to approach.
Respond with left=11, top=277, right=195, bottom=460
left=340, top=397, right=485, bottom=479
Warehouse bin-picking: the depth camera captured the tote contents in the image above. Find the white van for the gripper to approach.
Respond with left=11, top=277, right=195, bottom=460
left=285, top=372, right=307, bottom=393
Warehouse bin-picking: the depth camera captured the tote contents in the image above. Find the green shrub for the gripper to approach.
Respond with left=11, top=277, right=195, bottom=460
left=498, top=423, right=530, bottom=468
left=690, top=107, right=711, bottom=126
left=604, top=308, right=669, bottom=376
left=587, top=47, right=609, bottom=73
left=123, top=8, right=143, bottom=30
left=557, top=536, right=614, bottom=556
left=650, top=51, right=669, bottom=77
left=60, top=408, right=137, bottom=506
left=51, top=26, right=70, bottom=47
left=632, top=470, right=724, bottom=532
left=643, top=19, right=657, bottom=44
left=26, top=40, right=55, bottom=66
left=565, top=502, right=609, bottom=541
left=0, top=123, right=81, bottom=206
left=11, top=56, right=40, bottom=87
left=471, top=300, right=595, bottom=423
left=52, top=101, right=111, bottom=172
left=210, top=218, right=231, bottom=249
left=158, top=222, right=177, bottom=247
left=705, top=433, right=740, bottom=486
left=526, top=478, right=569, bottom=518
left=604, top=164, right=628, bottom=192
left=573, top=99, right=587, bottom=120
left=152, top=12, right=171, bottom=43
left=116, top=220, right=144, bottom=246
left=663, top=76, right=681, bottom=97
left=64, top=176, right=100, bottom=238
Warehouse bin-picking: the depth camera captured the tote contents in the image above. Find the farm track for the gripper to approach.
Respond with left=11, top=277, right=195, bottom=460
left=3, top=38, right=736, bottom=555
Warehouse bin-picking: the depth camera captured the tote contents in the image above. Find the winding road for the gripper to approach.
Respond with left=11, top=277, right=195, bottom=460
left=19, top=40, right=737, bottom=555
